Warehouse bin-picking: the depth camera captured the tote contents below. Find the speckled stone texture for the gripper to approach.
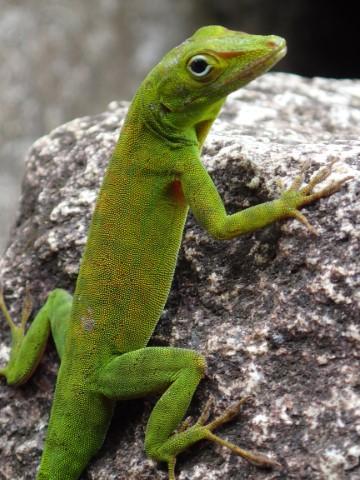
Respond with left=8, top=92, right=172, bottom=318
left=0, top=72, right=359, bottom=480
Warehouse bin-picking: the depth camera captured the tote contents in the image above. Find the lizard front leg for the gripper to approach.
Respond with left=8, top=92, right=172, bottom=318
left=179, top=154, right=352, bottom=239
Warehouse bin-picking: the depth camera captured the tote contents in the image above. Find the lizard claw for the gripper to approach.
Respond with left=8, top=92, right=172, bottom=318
left=301, top=175, right=354, bottom=205
left=299, top=157, right=338, bottom=196
left=296, top=157, right=352, bottom=202
left=279, top=158, right=353, bottom=234
left=0, top=285, right=33, bottom=334
left=0, top=286, right=17, bottom=332
left=195, top=396, right=214, bottom=426
left=20, top=286, right=33, bottom=330
left=289, top=159, right=311, bottom=191
left=287, top=210, right=318, bottom=235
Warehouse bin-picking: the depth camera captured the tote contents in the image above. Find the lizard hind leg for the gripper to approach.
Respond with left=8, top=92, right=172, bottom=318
left=0, top=287, right=72, bottom=385
left=95, top=346, right=280, bottom=479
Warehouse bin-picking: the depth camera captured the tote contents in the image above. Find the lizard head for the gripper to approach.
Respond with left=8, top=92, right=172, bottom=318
left=141, top=25, right=286, bottom=132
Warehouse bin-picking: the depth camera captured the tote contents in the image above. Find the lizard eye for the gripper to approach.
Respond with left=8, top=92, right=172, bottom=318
left=187, top=55, right=213, bottom=78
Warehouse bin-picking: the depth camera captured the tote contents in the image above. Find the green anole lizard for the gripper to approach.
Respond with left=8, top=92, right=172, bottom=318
left=0, top=25, right=351, bottom=480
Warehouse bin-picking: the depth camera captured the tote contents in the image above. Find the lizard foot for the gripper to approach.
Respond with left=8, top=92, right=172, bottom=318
left=167, top=396, right=280, bottom=479
left=176, top=396, right=214, bottom=433
left=0, top=286, right=33, bottom=378
left=202, top=397, right=281, bottom=468
left=279, top=158, right=353, bottom=234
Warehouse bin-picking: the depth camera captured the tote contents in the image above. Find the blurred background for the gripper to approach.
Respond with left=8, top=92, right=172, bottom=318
left=0, top=0, right=357, bottom=252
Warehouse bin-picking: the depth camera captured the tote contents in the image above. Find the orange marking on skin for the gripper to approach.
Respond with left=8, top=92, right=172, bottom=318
left=170, top=180, right=186, bottom=206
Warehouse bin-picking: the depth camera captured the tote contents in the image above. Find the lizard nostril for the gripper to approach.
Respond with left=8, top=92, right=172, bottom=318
left=266, top=36, right=284, bottom=49
left=267, top=40, right=278, bottom=49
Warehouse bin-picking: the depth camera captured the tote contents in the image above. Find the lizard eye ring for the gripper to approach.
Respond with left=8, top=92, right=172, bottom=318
left=187, top=55, right=213, bottom=78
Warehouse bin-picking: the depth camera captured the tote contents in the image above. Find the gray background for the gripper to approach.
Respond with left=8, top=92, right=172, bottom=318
left=0, top=0, right=356, bottom=252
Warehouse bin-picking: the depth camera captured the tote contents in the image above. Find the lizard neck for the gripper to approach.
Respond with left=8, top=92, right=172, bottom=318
left=127, top=82, right=199, bottom=150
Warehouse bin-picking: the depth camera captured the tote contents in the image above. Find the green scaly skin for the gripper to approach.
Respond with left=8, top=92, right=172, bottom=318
left=0, top=26, right=350, bottom=479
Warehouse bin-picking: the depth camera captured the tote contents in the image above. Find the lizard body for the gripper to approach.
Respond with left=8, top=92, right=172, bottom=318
left=0, top=26, right=349, bottom=479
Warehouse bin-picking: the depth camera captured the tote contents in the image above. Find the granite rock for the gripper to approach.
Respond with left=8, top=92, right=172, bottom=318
left=0, top=72, right=359, bottom=479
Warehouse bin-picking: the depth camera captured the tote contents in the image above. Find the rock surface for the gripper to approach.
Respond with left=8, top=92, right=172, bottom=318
left=0, top=72, right=359, bottom=480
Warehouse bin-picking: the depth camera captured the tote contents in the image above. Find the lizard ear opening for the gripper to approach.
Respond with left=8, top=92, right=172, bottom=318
left=160, top=102, right=172, bottom=114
